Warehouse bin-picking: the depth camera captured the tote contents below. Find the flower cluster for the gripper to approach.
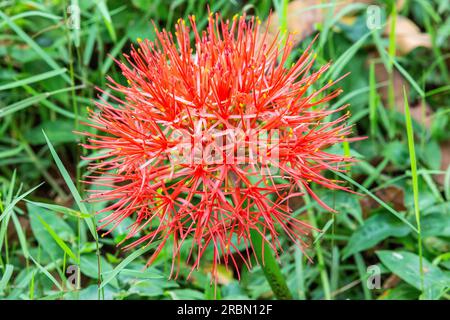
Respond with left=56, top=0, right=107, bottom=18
left=81, top=13, right=356, bottom=280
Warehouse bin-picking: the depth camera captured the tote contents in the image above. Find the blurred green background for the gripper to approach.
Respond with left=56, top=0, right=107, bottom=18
left=0, top=0, right=449, bottom=300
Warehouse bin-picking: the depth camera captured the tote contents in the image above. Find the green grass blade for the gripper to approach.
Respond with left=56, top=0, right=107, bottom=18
left=11, top=211, right=29, bottom=259
left=35, top=213, right=78, bottom=263
left=0, top=86, right=83, bottom=118
left=328, top=31, right=372, bottom=80
left=42, top=131, right=97, bottom=237
left=403, top=87, right=424, bottom=294
left=96, top=0, right=117, bottom=42
left=100, top=244, right=157, bottom=289
left=0, top=183, right=44, bottom=223
left=391, top=57, right=425, bottom=97
left=0, top=11, right=71, bottom=84
left=101, top=35, right=128, bottom=75
left=0, top=68, right=67, bottom=91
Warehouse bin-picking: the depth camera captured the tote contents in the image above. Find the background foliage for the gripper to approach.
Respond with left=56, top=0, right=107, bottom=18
left=0, top=0, right=449, bottom=300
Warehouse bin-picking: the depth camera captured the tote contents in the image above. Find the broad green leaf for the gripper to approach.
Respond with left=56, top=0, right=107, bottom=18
left=80, top=254, right=118, bottom=288
left=377, top=250, right=450, bottom=299
left=26, top=120, right=77, bottom=145
left=343, top=214, right=411, bottom=259
left=0, top=11, right=71, bottom=84
left=421, top=213, right=450, bottom=237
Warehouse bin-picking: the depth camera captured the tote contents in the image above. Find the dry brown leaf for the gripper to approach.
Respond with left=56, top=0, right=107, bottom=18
left=382, top=274, right=401, bottom=289
left=384, top=16, right=432, bottom=55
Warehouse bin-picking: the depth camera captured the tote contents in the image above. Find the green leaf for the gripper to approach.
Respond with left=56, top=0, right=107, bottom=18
left=343, top=214, right=411, bottom=259
left=36, top=214, right=78, bottom=263
left=169, top=289, right=204, bottom=300
left=250, top=229, right=293, bottom=300
left=27, top=203, right=75, bottom=261
left=96, top=0, right=117, bottom=42
left=0, top=264, right=14, bottom=293
left=100, top=244, right=158, bottom=289
left=26, top=120, right=76, bottom=145
left=25, top=200, right=92, bottom=219
left=111, top=268, right=164, bottom=280
left=127, top=278, right=178, bottom=298
left=333, top=170, right=418, bottom=232
left=379, top=283, right=421, bottom=300
left=0, top=86, right=83, bottom=118
left=377, top=250, right=450, bottom=299
left=80, top=254, right=118, bottom=288
left=0, top=11, right=70, bottom=84
left=28, top=256, right=63, bottom=291
left=0, top=68, right=67, bottom=91
left=421, top=213, right=450, bottom=237
left=43, top=131, right=97, bottom=239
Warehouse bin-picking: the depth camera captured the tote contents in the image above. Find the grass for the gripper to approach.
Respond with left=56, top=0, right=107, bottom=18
left=403, top=87, right=424, bottom=295
left=0, top=0, right=449, bottom=300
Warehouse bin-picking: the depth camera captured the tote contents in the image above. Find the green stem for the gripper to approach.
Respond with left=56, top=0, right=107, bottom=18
left=250, top=229, right=293, bottom=300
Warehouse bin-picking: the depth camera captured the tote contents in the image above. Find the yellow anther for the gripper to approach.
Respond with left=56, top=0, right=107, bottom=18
left=192, top=15, right=196, bottom=22
left=137, top=37, right=142, bottom=43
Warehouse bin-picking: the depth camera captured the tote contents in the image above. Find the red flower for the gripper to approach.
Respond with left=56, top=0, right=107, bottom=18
left=81, top=14, right=356, bottom=280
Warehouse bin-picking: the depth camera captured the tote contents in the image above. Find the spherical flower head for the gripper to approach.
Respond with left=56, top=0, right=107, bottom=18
left=81, top=13, right=357, bottom=280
